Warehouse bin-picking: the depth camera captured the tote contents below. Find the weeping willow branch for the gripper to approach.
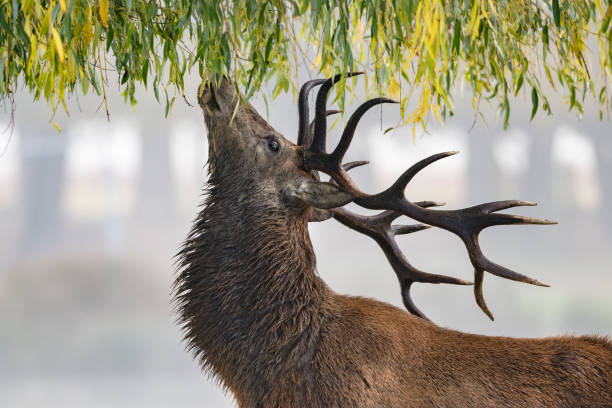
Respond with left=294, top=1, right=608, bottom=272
left=0, top=0, right=611, bottom=130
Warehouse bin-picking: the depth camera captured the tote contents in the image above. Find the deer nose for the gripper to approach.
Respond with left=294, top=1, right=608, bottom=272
left=197, top=77, right=234, bottom=114
left=198, top=83, right=223, bottom=113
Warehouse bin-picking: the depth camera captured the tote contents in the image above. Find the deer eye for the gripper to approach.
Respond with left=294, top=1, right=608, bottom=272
left=267, top=136, right=280, bottom=152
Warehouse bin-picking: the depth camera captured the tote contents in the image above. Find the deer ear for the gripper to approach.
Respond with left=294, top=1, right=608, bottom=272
left=284, top=178, right=355, bottom=209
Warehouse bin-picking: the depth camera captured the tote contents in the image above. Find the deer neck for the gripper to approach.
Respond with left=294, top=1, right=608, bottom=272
left=175, top=176, right=328, bottom=391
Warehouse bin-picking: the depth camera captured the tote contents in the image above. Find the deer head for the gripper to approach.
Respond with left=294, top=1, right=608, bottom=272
left=198, top=78, right=354, bottom=215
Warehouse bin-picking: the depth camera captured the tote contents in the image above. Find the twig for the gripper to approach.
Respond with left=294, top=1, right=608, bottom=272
left=0, top=94, right=16, bottom=158
left=98, top=48, right=110, bottom=121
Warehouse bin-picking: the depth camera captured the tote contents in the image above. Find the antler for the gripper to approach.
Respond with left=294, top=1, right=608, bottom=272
left=297, top=78, right=327, bottom=148
left=297, top=74, right=556, bottom=321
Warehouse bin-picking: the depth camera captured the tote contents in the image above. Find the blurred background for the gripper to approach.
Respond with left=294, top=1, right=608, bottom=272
left=1, top=73, right=611, bottom=407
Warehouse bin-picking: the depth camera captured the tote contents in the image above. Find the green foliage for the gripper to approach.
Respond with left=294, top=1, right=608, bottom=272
left=1, top=0, right=611, bottom=129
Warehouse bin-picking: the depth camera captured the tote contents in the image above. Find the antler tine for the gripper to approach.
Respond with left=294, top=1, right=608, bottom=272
left=342, top=160, right=369, bottom=171
left=414, top=200, right=446, bottom=208
left=465, top=240, right=550, bottom=286
left=401, top=282, right=429, bottom=320
left=358, top=152, right=459, bottom=209
left=392, top=224, right=431, bottom=235
left=331, top=98, right=398, bottom=161
left=392, top=151, right=458, bottom=195
left=468, top=200, right=537, bottom=213
left=298, top=79, right=326, bottom=147
left=311, top=72, right=363, bottom=154
left=473, top=268, right=493, bottom=320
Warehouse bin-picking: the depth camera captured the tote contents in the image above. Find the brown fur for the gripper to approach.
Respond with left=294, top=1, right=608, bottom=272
left=174, top=79, right=612, bottom=407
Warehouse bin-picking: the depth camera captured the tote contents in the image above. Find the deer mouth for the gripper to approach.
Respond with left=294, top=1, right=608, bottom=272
left=198, top=77, right=242, bottom=117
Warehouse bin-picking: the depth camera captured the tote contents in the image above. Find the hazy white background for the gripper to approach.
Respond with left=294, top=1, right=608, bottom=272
left=1, top=72, right=611, bottom=407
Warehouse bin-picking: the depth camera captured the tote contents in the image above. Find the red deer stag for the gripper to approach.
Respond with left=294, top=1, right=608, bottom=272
left=174, top=75, right=611, bottom=408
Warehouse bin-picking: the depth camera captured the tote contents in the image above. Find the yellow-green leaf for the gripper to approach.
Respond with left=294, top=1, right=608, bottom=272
left=27, top=34, right=37, bottom=76
left=312, top=53, right=322, bottom=69
left=40, top=2, right=54, bottom=35
left=83, top=5, right=93, bottom=46
left=530, top=87, right=539, bottom=120
left=99, top=0, right=109, bottom=28
left=52, top=28, right=65, bottom=64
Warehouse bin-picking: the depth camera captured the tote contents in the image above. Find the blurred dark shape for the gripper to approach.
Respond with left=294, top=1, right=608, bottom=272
left=136, top=120, right=175, bottom=220
left=467, top=125, right=500, bottom=202
left=587, top=121, right=612, bottom=240
left=19, top=130, right=67, bottom=257
left=129, top=120, right=179, bottom=254
left=524, top=128, right=552, bottom=206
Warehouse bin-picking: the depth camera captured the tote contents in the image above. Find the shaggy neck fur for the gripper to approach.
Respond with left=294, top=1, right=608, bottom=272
left=174, top=162, right=328, bottom=400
